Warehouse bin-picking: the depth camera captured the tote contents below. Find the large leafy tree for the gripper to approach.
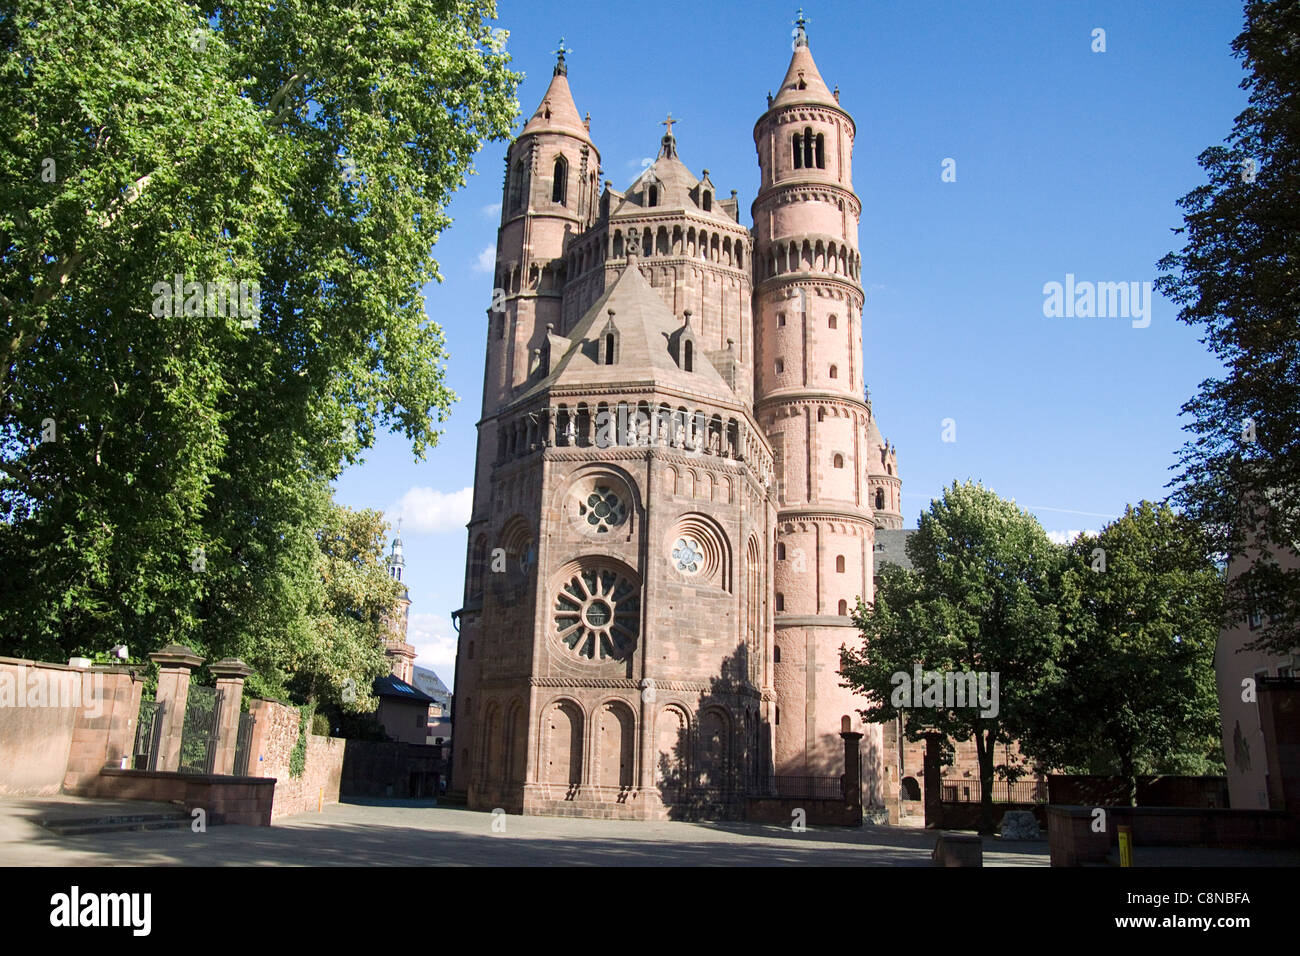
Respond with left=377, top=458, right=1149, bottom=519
left=0, top=2, right=519, bottom=676
left=842, top=481, right=1063, bottom=833
left=1156, top=0, right=1300, bottom=656
left=1019, top=502, right=1225, bottom=803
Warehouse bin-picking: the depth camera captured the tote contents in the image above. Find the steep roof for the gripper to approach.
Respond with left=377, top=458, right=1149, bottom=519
left=771, top=33, right=840, bottom=110
left=612, top=131, right=737, bottom=226
left=516, top=259, right=737, bottom=406
left=520, top=59, right=590, bottom=141
left=372, top=673, right=436, bottom=705
left=874, top=529, right=915, bottom=573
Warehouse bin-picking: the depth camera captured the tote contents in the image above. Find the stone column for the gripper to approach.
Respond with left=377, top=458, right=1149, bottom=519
left=149, top=644, right=204, bottom=772
left=210, top=658, right=253, bottom=775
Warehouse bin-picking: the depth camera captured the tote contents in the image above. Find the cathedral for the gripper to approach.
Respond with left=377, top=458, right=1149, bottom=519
left=450, top=21, right=904, bottom=819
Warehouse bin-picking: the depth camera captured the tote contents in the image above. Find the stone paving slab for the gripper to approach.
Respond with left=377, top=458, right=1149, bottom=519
left=0, top=797, right=1051, bottom=867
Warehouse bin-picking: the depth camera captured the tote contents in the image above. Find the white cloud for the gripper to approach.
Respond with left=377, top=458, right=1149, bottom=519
left=472, top=246, right=495, bottom=273
left=481, top=202, right=501, bottom=218
left=1046, top=529, right=1099, bottom=545
left=394, top=485, right=473, bottom=535
left=407, top=612, right=459, bottom=691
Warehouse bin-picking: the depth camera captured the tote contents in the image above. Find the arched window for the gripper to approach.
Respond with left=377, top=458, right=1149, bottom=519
left=684, top=340, right=693, bottom=372
left=836, top=555, right=845, bottom=573
left=775, top=359, right=784, bottom=374
left=552, top=155, right=567, bottom=204
left=509, top=160, right=526, bottom=213
left=817, top=408, right=825, bottom=422
left=774, top=646, right=781, bottom=663
left=838, top=599, right=848, bottom=616
left=777, top=542, right=786, bottom=560
left=778, top=312, right=786, bottom=327
left=833, top=454, right=844, bottom=468
left=828, top=315, right=837, bottom=329
left=875, top=488, right=885, bottom=510
left=803, top=127, right=814, bottom=170
left=776, top=593, right=785, bottom=612
left=648, top=185, right=659, bottom=207
left=702, top=190, right=712, bottom=212
left=792, top=133, right=802, bottom=169
left=775, top=705, right=780, bottom=725
left=604, top=333, right=615, bottom=365
left=815, top=133, right=825, bottom=169
left=829, top=364, right=838, bottom=379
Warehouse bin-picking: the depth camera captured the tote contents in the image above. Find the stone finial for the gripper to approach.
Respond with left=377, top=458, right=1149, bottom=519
left=683, top=309, right=693, bottom=326
left=210, top=658, right=253, bottom=679
left=149, top=644, right=204, bottom=668
left=727, top=337, right=735, bottom=351
left=767, top=91, right=773, bottom=108
left=546, top=323, right=554, bottom=334
left=833, top=84, right=840, bottom=103
left=584, top=111, right=591, bottom=131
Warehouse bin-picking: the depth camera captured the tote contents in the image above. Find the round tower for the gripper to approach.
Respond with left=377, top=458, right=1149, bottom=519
left=752, top=19, right=882, bottom=802
left=484, top=43, right=601, bottom=416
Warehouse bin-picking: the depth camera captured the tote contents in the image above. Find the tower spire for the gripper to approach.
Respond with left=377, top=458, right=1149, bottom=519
left=551, top=36, right=571, bottom=76
left=793, top=7, right=809, bottom=47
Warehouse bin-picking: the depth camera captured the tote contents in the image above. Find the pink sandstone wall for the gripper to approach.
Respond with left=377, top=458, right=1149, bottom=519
left=246, top=698, right=344, bottom=819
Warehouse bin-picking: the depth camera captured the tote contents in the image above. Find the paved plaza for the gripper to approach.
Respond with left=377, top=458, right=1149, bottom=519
left=0, top=796, right=1051, bottom=867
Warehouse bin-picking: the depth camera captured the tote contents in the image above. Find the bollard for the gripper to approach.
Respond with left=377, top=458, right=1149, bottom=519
left=1118, top=825, right=1132, bottom=867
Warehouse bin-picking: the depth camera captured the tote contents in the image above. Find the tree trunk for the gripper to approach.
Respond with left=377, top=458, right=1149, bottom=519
left=1119, top=750, right=1137, bottom=807
left=975, top=724, right=996, bottom=835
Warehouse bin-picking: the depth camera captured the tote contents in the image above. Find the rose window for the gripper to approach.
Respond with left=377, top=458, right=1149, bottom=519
left=672, top=537, right=703, bottom=574
left=554, top=567, right=640, bottom=661
left=578, top=486, right=627, bottom=533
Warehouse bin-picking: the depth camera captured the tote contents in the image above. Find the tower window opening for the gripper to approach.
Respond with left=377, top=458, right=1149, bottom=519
left=829, top=364, right=838, bottom=379
left=775, top=359, right=784, bottom=374
left=838, top=599, right=848, bottom=616
left=776, top=593, right=785, bottom=612
left=836, top=555, right=845, bottom=573
left=648, top=185, right=659, bottom=207
left=778, top=312, right=786, bottom=327
left=828, top=315, right=837, bottom=329
left=876, top=488, right=885, bottom=510
left=684, top=340, right=693, bottom=372
left=777, top=543, right=786, bottom=560
left=803, top=127, right=813, bottom=170
left=605, top=333, right=615, bottom=365
left=509, top=160, right=526, bottom=213
left=774, top=646, right=781, bottom=664
left=702, top=190, right=712, bottom=212
left=552, top=155, right=568, bottom=204
left=815, top=133, right=825, bottom=169
left=792, top=133, right=802, bottom=169
left=833, top=454, right=844, bottom=469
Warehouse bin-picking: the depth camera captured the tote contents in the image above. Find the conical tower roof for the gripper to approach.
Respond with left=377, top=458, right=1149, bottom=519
left=520, top=49, right=591, bottom=141
left=771, top=24, right=840, bottom=110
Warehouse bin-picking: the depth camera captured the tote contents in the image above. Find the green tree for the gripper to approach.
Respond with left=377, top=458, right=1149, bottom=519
left=1019, top=502, right=1225, bottom=804
left=0, top=2, right=519, bottom=671
left=1156, top=0, right=1300, bottom=657
left=842, top=481, right=1063, bottom=833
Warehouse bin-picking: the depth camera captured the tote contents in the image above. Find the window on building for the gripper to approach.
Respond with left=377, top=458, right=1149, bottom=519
left=838, top=599, right=848, bottom=616
left=833, top=454, right=844, bottom=468
left=702, top=190, right=712, bottom=211
left=648, top=185, right=659, bottom=207
left=774, top=646, right=781, bottom=663
left=552, top=155, right=568, bottom=204
left=836, top=555, right=845, bottom=573
left=803, top=127, right=814, bottom=169
left=777, top=542, right=786, bottom=560
left=875, top=488, right=885, bottom=510
left=778, top=312, right=786, bottom=327
left=776, top=593, right=785, bottom=612
left=775, top=358, right=784, bottom=374
left=509, top=160, right=526, bottom=213
left=775, top=705, right=780, bottom=725
left=684, top=340, right=693, bottom=372
left=829, top=364, right=838, bottom=379
left=605, top=333, right=615, bottom=365
left=828, top=315, right=837, bottom=329
left=815, top=133, right=825, bottom=169
left=792, top=133, right=802, bottom=169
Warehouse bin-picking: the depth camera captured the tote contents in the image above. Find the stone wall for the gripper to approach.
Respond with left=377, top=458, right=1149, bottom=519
left=1046, top=804, right=1297, bottom=866
left=246, top=698, right=344, bottom=819
left=1047, top=774, right=1230, bottom=808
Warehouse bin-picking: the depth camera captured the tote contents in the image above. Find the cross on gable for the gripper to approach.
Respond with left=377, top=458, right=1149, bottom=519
left=661, top=112, right=678, bottom=137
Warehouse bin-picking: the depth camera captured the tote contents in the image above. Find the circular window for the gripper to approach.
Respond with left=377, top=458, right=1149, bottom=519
left=672, top=537, right=703, bottom=574
left=578, top=486, right=627, bottom=534
left=554, top=567, right=640, bottom=661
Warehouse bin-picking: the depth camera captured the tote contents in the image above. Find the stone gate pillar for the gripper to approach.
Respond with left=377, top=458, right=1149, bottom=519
left=840, top=716, right=863, bottom=819
left=149, top=644, right=204, bottom=772
left=210, top=658, right=253, bottom=775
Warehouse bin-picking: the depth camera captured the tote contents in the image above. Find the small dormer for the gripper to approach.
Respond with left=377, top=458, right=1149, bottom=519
left=669, top=310, right=699, bottom=372
left=598, top=310, right=619, bottom=365
left=697, top=170, right=715, bottom=213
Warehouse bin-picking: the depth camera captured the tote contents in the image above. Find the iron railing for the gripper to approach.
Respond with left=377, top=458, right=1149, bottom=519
left=233, top=711, right=256, bottom=776
left=752, top=775, right=846, bottom=800
left=940, top=779, right=1047, bottom=804
left=178, top=685, right=224, bottom=775
left=133, top=698, right=166, bottom=771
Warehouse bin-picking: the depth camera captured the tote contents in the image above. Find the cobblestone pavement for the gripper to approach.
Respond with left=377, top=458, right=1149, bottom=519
left=0, top=796, right=1051, bottom=866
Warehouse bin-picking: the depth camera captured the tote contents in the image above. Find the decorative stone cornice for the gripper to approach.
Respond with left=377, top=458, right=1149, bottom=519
left=774, top=614, right=861, bottom=628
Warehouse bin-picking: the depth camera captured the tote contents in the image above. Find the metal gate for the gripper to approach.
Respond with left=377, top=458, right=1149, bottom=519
left=178, top=685, right=224, bottom=775
left=133, top=698, right=166, bottom=770
left=232, top=711, right=256, bottom=776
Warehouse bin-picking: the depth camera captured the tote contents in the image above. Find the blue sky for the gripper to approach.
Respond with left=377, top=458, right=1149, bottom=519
left=333, top=0, right=1249, bottom=689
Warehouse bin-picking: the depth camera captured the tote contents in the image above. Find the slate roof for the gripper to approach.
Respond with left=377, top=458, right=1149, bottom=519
left=372, top=673, right=436, bottom=704
left=873, top=528, right=916, bottom=573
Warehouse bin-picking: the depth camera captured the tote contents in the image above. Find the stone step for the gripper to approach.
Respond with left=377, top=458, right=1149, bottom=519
left=38, top=811, right=193, bottom=836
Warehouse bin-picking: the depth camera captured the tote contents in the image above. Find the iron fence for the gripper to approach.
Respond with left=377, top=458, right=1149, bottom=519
left=233, top=711, right=256, bottom=776
left=133, top=698, right=165, bottom=771
left=752, top=775, right=845, bottom=800
left=178, top=685, right=224, bottom=775
left=940, top=779, right=1047, bottom=804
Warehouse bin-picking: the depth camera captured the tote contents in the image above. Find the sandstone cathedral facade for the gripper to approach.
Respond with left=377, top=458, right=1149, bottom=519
left=451, top=23, right=904, bottom=818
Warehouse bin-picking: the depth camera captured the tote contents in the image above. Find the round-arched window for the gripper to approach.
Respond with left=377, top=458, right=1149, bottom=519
left=553, top=566, right=640, bottom=661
